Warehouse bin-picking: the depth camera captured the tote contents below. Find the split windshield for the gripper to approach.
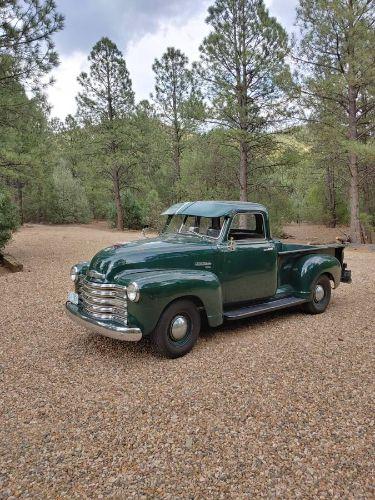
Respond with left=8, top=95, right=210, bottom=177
left=163, top=214, right=225, bottom=239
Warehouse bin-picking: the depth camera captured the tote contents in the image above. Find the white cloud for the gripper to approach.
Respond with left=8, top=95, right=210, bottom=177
left=125, top=10, right=210, bottom=102
left=47, top=1, right=297, bottom=121
left=47, top=11, right=209, bottom=120
left=46, top=51, right=88, bottom=121
left=264, top=0, right=298, bottom=30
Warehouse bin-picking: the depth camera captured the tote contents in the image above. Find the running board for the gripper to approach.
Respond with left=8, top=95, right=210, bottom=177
left=224, top=296, right=308, bottom=320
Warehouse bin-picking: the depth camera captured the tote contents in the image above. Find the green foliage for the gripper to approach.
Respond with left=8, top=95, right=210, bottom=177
left=295, top=0, right=375, bottom=241
left=152, top=47, right=203, bottom=192
left=197, top=0, right=293, bottom=202
left=0, top=0, right=64, bottom=88
left=77, top=37, right=134, bottom=123
left=0, top=188, right=19, bottom=249
left=360, top=212, right=375, bottom=234
left=50, top=165, right=92, bottom=224
left=141, top=189, right=164, bottom=230
left=199, top=0, right=291, bottom=132
left=76, top=37, right=136, bottom=230
left=107, top=191, right=143, bottom=230
left=0, top=1, right=373, bottom=240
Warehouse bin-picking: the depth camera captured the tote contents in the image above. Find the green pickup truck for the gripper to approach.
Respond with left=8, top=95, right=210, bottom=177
left=66, top=201, right=351, bottom=358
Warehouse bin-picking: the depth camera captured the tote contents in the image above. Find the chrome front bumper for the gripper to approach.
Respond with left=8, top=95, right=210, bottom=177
left=65, top=302, right=142, bottom=342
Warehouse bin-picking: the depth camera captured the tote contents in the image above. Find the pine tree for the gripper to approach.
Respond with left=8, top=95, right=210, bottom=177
left=295, top=0, right=375, bottom=243
left=76, top=37, right=135, bottom=230
left=0, top=0, right=64, bottom=88
left=152, top=47, right=203, bottom=190
left=198, top=0, right=291, bottom=202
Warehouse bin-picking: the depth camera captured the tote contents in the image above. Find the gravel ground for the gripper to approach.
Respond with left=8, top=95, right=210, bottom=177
left=1, top=224, right=374, bottom=498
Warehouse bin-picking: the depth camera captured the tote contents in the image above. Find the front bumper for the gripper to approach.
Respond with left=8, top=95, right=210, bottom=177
left=65, top=301, right=142, bottom=342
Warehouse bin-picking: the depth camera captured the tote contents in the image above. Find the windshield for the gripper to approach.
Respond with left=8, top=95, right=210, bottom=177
left=162, top=214, right=225, bottom=239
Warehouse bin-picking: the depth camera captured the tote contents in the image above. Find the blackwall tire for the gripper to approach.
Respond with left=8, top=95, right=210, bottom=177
left=151, top=299, right=201, bottom=358
left=303, top=274, right=332, bottom=314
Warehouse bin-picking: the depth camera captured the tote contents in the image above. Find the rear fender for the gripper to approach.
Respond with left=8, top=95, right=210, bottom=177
left=116, top=269, right=223, bottom=335
left=290, top=254, right=341, bottom=298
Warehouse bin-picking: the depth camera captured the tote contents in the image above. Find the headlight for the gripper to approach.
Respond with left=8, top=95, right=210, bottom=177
left=70, top=265, right=79, bottom=282
left=127, top=282, right=140, bottom=302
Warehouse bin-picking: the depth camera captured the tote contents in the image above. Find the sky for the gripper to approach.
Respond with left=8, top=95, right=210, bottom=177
left=47, top=0, right=298, bottom=120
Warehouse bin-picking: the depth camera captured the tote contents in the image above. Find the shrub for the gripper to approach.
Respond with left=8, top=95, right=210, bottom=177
left=51, top=165, right=92, bottom=223
left=142, top=189, right=164, bottom=230
left=0, top=188, right=19, bottom=250
left=107, top=191, right=144, bottom=230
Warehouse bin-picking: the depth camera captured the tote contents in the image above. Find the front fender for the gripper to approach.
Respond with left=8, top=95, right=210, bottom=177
left=291, top=254, right=341, bottom=298
left=116, top=270, right=223, bottom=335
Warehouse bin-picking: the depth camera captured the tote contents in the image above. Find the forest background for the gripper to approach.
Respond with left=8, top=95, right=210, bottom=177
left=0, top=0, right=374, bottom=249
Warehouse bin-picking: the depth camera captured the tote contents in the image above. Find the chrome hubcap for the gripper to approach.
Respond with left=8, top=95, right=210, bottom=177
left=314, top=284, right=325, bottom=302
left=170, top=315, right=188, bottom=341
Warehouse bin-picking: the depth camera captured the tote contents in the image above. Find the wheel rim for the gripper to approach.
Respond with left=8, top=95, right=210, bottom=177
left=169, top=315, right=189, bottom=341
left=314, top=284, right=325, bottom=302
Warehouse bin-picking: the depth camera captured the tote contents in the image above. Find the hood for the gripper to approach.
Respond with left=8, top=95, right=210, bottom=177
left=89, top=234, right=216, bottom=281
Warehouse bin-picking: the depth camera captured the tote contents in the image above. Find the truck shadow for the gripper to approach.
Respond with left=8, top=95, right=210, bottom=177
left=68, top=306, right=304, bottom=362
left=200, top=305, right=305, bottom=339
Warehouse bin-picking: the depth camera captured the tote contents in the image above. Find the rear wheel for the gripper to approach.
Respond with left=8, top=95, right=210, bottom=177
left=303, top=274, right=332, bottom=314
left=151, top=299, right=201, bottom=358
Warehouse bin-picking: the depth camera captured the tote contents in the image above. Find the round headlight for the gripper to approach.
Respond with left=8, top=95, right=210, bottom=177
left=127, top=282, right=140, bottom=302
left=70, top=265, right=79, bottom=282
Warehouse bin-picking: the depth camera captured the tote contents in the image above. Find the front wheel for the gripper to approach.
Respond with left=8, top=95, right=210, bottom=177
left=151, top=299, right=201, bottom=358
left=303, top=274, right=332, bottom=314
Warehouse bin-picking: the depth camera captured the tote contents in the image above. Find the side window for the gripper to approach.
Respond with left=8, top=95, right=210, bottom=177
left=228, top=213, right=265, bottom=241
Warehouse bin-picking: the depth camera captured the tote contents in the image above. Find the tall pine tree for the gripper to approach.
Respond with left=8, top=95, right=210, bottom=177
left=198, top=0, right=291, bottom=202
left=296, top=0, right=375, bottom=242
left=152, top=47, right=203, bottom=193
left=76, top=37, right=135, bottom=229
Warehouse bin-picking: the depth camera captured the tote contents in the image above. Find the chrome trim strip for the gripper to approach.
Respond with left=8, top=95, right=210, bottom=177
left=65, top=302, right=142, bottom=342
left=80, top=292, right=126, bottom=309
left=81, top=286, right=119, bottom=297
left=82, top=281, right=126, bottom=291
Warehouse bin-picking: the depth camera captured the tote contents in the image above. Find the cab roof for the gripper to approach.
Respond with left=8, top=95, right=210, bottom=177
left=162, top=200, right=268, bottom=218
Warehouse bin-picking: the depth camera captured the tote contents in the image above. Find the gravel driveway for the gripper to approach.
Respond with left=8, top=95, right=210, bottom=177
left=1, top=224, right=374, bottom=498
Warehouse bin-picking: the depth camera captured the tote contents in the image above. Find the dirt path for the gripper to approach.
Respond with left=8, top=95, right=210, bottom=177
left=1, top=224, right=374, bottom=497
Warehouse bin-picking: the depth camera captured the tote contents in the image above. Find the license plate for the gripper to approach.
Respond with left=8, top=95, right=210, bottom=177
left=68, top=291, right=79, bottom=305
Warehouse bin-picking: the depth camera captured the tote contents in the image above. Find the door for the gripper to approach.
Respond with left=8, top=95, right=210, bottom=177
left=220, top=212, right=278, bottom=304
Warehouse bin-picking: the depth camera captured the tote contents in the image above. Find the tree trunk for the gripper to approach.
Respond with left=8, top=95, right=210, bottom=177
left=112, top=167, right=124, bottom=230
left=326, top=163, right=337, bottom=228
left=349, top=158, right=362, bottom=241
left=348, top=84, right=363, bottom=243
left=239, top=140, right=248, bottom=202
left=17, top=183, right=24, bottom=225
left=173, top=136, right=181, bottom=182
left=172, top=72, right=181, bottom=183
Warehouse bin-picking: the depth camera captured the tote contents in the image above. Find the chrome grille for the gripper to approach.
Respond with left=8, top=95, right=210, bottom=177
left=78, top=278, right=127, bottom=324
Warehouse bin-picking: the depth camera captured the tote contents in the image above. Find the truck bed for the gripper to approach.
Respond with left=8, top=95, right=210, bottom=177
left=277, top=242, right=344, bottom=259
left=276, top=242, right=348, bottom=289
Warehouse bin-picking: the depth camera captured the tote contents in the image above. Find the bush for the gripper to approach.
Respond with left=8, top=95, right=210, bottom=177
left=107, top=191, right=144, bottom=230
left=142, top=189, right=164, bottom=230
left=360, top=212, right=375, bottom=242
left=51, top=165, right=92, bottom=223
left=0, top=188, right=19, bottom=250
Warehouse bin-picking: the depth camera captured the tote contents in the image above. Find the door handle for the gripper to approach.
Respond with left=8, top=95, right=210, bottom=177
left=264, top=247, right=274, bottom=252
